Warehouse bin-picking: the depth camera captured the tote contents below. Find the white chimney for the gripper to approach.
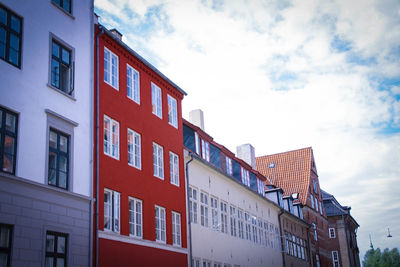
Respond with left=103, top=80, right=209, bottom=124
left=189, top=109, right=205, bottom=131
left=110, top=28, right=123, bottom=40
left=237, top=144, right=256, bottom=169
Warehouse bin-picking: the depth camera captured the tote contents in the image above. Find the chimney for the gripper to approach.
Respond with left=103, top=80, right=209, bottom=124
left=110, top=28, right=123, bottom=41
left=189, top=109, right=205, bottom=131
left=237, top=144, right=256, bottom=169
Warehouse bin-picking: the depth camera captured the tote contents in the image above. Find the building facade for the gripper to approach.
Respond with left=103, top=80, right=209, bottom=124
left=322, top=190, right=360, bottom=267
left=93, top=23, right=188, bottom=266
left=257, top=147, right=332, bottom=267
left=0, top=0, right=94, bottom=266
left=183, top=113, right=283, bottom=267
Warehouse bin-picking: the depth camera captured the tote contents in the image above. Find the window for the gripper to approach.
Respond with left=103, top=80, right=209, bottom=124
left=0, top=4, right=22, bottom=68
left=172, top=211, right=181, bottom=246
left=104, top=47, right=118, bottom=89
left=52, top=0, right=71, bottom=14
left=104, top=115, right=119, bottom=159
left=194, top=132, right=200, bottom=154
left=51, top=39, right=74, bottom=95
left=153, top=143, right=164, bottom=179
left=293, top=235, right=298, bottom=257
left=310, top=195, right=314, bottom=209
left=316, top=254, right=320, bottom=267
left=169, top=152, right=179, bottom=186
left=192, top=259, right=200, bottom=267
left=45, top=231, right=67, bottom=267
left=167, top=95, right=178, bottom=128
left=230, top=206, right=236, bottom=237
left=0, top=224, right=12, bottom=267
left=225, top=156, right=232, bottom=176
left=329, top=228, right=336, bottom=238
left=155, top=205, right=166, bottom=243
left=127, top=129, right=141, bottom=169
left=203, top=260, right=212, bottom=267
left=220, top=201, right=228, bottom=234
left=245, top=213, right=251, bottom=241
left=104, top=189, right=120, bottom=232
left=312, top=222, right=318, bottom=241
left=48, top=129, right=69, bottom=189
left=332, top=251, right=339, bottom=267
left=264, top=222, right=269, bottom=247
left=129, top=197, right=142, bottom=238
left=189, top=187, right=198, bottom=224
left=200, top=192, right=209, bottom=227
left=127, top=64, right=140, bottom=103
left=251, top=216, right=258, bottom=244
left=313, top=180, right=318, bottom=194
left=0, top=107, right=18, bottom=174
left=241, top=167, right=250, bottom=187
left=319, top=201, right=323, bottom=215
left=258, top=219, right=263, bottom=245
left=257, top=179, right=265, bottom=196
left=270, top=224, right=275, bottom=248
left=275, top=226, right=280, bottom=250
left=151, top=83, right=162, bottom=118
left=211, top=197, right=218, bottom=230
left=315, top=197, right=319, bottom=212
left=201, top=139, right=210, bottom=162
left=237, top=209, right=244, bottom=239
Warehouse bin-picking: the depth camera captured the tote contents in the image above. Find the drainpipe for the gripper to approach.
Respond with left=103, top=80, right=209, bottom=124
left=95, top=25, right=104, bottom=267
left=278, top=209, right=286, bottom=267
left=185, top=152, right=194, bottom=267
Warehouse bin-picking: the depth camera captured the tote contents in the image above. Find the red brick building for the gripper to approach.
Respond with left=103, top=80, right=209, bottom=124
left=93, top=23, right=188, bottom=266
left=257, top=147, right=332, bottom=267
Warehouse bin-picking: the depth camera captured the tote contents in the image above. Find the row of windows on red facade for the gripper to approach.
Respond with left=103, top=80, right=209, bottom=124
left=190, top=130, right=265, bottom=196
left=310, top=180, right=324, bottom=216
left=103, top=47, right=179, bottom=128
left=188, top=186, right=281, bottom=250
left=284, top=231, right=308, bottom=261
left=103, top=115, right=180, bottom=186
left=103, top=189, right=182, bottom=246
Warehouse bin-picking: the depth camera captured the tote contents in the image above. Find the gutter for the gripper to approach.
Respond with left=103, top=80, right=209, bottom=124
left=278, top=209, right=286, bottom=267
left=94, top=25, right=104, bottom=267
left=185, top=153, right=194, bottom=267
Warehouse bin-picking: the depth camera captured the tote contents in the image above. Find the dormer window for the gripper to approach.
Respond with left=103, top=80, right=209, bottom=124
left=313, top=180, right=318, bottom=194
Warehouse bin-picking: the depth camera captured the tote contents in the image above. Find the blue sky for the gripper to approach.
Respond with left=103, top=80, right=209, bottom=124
left=95, top=0, right=400, bottom=260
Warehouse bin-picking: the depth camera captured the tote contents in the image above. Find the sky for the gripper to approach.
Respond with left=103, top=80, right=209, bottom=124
left=94, top=0, right=400, bottom=261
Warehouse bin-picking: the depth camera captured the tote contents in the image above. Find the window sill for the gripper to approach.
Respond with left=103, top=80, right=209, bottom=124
left=104, top=80, right=119, bottom=91
left=51, top=2, right=75, bottom=20
left=47, top=84, right=76, bottom=101
left=104, top=152, right=120, bottom=161
left=128, top=163, right=141, bottom=170
left=154, top=175, right=164, bottom=180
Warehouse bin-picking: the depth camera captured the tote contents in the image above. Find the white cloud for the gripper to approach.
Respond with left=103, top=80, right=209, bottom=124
left=95, top=0, right=400, bottom=259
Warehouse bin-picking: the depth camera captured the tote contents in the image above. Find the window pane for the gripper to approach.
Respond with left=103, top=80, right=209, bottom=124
left=46, top=234, right=55, bottom=252
left=0, top=227, right=10, bottom=247
left=45, top=257, right=54, bottom=267
left=49, top=131, right=57, bottom=148
left=57, top=236, right=66, bottom=253
left=56, top=258, right=65, bottom=267
left=62, top=0, right=71, bottom=13
left=52, top=42, right=60, bottom=58
left=58, top=171, right=67, bottom=189
left=61, top=48, right=70, bottom=65
left=58, top=155, right=67, bottom=172
left=0, top=8, right=6, bottom=25
left=11, top=15, right=20, bottom=33
left=59, top=135, right=68, bottom=152
left=51, top=59, right=60, bottom=88
left=3, top=135, right=14, bottom=155
left=0, top=28, right=5, bottom=59
left=5, top=113, right=16, bottom=133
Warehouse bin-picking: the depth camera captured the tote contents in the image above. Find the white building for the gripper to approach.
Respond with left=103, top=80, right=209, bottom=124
left=183, top=111, right=283, bottom=267
left=0, top=0, right=93, bottom=266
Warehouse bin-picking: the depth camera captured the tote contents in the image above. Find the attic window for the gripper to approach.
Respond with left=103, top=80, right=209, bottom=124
left=292, top=193, right=299, bottom=199
left=268, top=163, right=275, bottom=168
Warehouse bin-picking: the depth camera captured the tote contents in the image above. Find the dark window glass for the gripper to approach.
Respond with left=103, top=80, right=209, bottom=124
left=250, top=173, right=257, bottom=192
left=45, top=231, right=67, bottom=267
left=209, top=143, right=221, bottom=168
left=52, top=0, right=71, bottom=14
left=48, top=129, right=69, bottom=190
left=0, top=4, right=22, bottom=68
left=232, top=160, right=241, bottom=182
left=51, top=40, right=73, bottom=95
left=0, top=107, right=18, bottom=175
left=183, top=124, right=195, bottom=152
left=0, top=224, right=12, bottom=267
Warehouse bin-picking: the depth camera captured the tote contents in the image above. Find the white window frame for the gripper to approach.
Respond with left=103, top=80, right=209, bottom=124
left=155, top=205, right=166, bottom=243
left=103, top=115, right=119, bottom=160
left=127, top=128, right=141, bottom=169
left=167, top=94, right=178, bottom=128
left=126, top=64, right=140, bottom=104
left=201, top=139, right=210, bottom=162
left=329, top=228, right=336, bottom=238
left=313, top=222, right=318, bottom=241
left=230, top=206, right=236, bottom=237
left=264, top=222, right=270, bottom=247
left=211, top=196, right=219, bottom=231
left=245, top=212, right=251, bottom=241
left=315, top=197, right=319, bottom=212
left=220, top=201, right=228, bottom=234
left=251, top=216, right=258, bottom=244
left=189, top=187, right=198, bottom=224
left=310, top=195, right=314, bottom=209
left=319, top=201, right=323, bottom=215
left=258, top=219, right=264, bottom=245
left=200, top=191, right=209, bottom=227
left=257, top=179, right=265, bottom=196
left=194, top=132, right=200, bottom=154
left=172, top=211, right=181, bottom=246
left=104, top=189, right=120, bottom=233
left=237, top=209, right=244, bottom=239
left=241, top=167, right=250, bottom=187
left=151, top=82, right=162, bottom=118
left=332, top=251, right=340, bottom=267
left=226, top=156, right=232, bottom=176
left=169, top=152, right=179, bottom=186
left=104, top=47, right=119, bottom=89
left=128, top=197, right=142, bottom=238
left=153, top=142, right=164, bottom=179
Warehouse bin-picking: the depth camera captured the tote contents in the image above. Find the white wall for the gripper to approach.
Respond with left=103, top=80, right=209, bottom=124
left=185, top=151, right=283, bottom=267
left=0, top=0, right=93, bottom=196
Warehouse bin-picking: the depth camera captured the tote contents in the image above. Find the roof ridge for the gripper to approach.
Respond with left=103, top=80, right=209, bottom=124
left=256, top=147, right=312, bottom=159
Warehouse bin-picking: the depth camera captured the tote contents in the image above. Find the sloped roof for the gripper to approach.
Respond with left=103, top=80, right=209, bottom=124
left=256, top=147, right=313, bottom=205
left=322, top=189, right=359, bottom=227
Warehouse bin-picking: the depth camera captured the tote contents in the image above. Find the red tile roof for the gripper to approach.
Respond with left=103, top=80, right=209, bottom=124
left=256, top=147, right=314, bottom=205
